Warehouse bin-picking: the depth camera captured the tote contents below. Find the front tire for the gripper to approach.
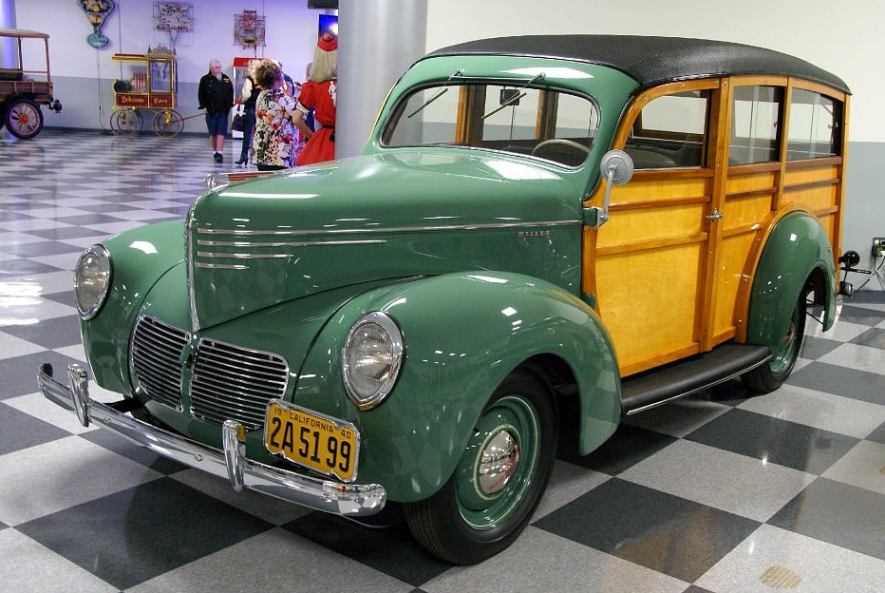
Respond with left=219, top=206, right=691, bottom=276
left=404, top=370, right=556, bottom=564
left=742, top=291, right=807, bottom=393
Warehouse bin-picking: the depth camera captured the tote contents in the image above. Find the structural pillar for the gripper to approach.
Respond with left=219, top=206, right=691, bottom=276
left=336, top=0, right=427, bottom=159
left=0, top=0, right=16, bottom=68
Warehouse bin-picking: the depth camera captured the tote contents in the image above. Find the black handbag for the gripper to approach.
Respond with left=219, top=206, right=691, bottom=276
left=231, top=112, right=244, bottom=132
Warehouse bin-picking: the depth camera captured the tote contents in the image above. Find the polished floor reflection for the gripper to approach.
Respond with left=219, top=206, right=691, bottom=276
left=1, top=130, right=884, bottom=593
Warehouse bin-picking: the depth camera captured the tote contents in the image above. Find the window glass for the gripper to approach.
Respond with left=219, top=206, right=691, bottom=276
left=383, top=83, right=599, bottom=167
left=731, top=86, right=782, bottom=164
left=627, top=90, right=710, bottom=169
left=788, top=89, right=840, bottom=160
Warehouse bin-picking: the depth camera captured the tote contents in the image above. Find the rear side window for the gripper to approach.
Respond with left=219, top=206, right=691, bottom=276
left=626, top=90, right=711, bottom=169
left=731, top=86, right=783, bottom=165
left=788, top=89, right=841, bottom=160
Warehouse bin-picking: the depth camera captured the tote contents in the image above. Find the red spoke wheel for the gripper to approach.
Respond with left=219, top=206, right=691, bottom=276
left=4, top=99, right=44, bottom=139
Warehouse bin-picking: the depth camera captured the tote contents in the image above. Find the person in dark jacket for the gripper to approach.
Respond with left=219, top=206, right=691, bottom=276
left=198, top=59, right=234, bottom=163
left=236, top=60, right=261, bottom=165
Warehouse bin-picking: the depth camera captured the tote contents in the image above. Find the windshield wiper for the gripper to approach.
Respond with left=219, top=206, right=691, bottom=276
left=407, top=88, right=448, bottom=118
left=481, top=73, right=544, bottom=120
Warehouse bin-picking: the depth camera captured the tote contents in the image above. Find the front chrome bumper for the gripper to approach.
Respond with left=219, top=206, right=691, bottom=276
left=38, top=363, right=386, bottom=517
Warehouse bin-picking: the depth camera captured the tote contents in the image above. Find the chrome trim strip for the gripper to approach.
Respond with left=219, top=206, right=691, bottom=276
left=38, top=363, right=386, bottom=516
left=196, top=239, right=387, bottom=248
left=195, top=219, right=578, bottom=237
left=623, top=354, right=773, bottom=416
left=197, top=251, right=292, bottom=260
left=185, top=204, right=200, bottom=331
left=195, top=263, right=250, bottom=270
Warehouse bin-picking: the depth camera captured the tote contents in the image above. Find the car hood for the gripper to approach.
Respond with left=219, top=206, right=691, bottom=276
left=188, top=149, right=581, bottom=329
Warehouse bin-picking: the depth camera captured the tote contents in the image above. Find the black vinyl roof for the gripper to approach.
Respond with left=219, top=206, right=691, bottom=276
left=425, top=35, right=850, bottom=94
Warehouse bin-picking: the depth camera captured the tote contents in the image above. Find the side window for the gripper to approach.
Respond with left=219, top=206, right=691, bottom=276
left=627, top=90, right=710, bottom=169
left=731, top=86, right=783, bottom=165
left=788, top=89, right=841, bottom=160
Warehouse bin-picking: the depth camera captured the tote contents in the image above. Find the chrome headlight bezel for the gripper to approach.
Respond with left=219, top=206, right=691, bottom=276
left=342, top=312, right=404, bottom=410
left=74, top=244, right=112, bottom=320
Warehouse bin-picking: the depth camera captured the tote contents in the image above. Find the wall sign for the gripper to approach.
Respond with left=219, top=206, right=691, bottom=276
left=78, top=0, right=116, bottom=49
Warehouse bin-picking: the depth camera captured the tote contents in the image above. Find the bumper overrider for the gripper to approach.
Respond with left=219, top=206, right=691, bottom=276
left=38, top=362, right=386, bottom=517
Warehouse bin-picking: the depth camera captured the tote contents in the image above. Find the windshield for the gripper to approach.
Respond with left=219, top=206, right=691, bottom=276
left=382, top=83, right=599, bottom=167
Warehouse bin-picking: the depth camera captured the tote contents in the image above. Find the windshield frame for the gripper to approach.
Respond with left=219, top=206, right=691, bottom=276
left=379, top=80, right=603, bottom=171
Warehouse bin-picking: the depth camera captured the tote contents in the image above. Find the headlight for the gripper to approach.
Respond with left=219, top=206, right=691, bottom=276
left=74, top=244, right=112, bottom=320
left=342, top=312, right=403, bottom=410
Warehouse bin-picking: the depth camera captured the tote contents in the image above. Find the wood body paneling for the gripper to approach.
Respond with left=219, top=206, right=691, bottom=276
left=584, top=76, right=847, bottom=377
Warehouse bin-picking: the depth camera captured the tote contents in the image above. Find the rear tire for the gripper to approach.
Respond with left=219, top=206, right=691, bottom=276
left=404, top=370, right=556, bottom=564
left=742, top=292, right=807, bottom=393
left=5, top=98, right=43, bottom=139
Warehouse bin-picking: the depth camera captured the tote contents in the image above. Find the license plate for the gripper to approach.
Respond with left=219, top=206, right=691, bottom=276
left=264, top=400, right=360, bottom=482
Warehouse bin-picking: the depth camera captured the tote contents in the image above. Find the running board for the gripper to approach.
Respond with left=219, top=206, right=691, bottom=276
left=620, top=344, right=772, bottom=416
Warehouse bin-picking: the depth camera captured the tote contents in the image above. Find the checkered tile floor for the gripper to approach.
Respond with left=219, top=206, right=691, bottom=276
left=2, top=129, right=884, bottom=593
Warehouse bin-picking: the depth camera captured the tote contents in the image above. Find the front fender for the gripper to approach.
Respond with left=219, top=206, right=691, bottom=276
left=81, top=221, right=185, bottom=393
left=294, top=272, right=621, bottom=502
left=747, top=211, right=836, bottom=351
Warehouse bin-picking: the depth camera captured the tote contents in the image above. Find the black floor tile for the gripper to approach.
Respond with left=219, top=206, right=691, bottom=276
left=0, top=258, right=64, bottom=277
left=17, top=477, right=273, bottom=590
left=787, top=361, right=885, bottom=404
left=2, top=314, right=82, bottom=349
left=686, top=408, right=858, bottom=474
left=850, top=327, right=885, bottom=349
left=25, top=226, right=109, bottom=241
left=848, top=291, right=885, bottom=304
left=557, top=423, right=677, bottom=475
left=866, top=421, right=885, bottom=444
left=284, top=512, right=451, bottom=586
left=0, top=350, right=84, bottom=400
left=54, top=213, right=129, bottom=225
left=0, top=240, right=83, bottom=257
left=693, top=378, right=751, bottom=407
left=0, top=402, right=71, bottom=455
left=42, top=290, right=76, bottom=308
left=838, top=305, right=885, bottom=326
left=798, top=335, right=844, bottom=360
left=80, top=429, right=190, bottom=475
left=534, top=478, right=759, bottom=582
left=768, top=478, right=885, bottom=561
left=682, top=587, right=717, bottom=593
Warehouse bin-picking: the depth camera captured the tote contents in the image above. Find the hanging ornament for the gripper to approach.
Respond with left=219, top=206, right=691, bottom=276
left=78, top=0, right=116, bottom=49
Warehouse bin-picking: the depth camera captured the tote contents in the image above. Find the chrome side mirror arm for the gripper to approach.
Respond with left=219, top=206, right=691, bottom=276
left=586, top=149, right=634, bottom=228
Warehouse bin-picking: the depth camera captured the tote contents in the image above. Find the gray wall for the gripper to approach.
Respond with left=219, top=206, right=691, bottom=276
left=844, top=142, right=885, bottom=290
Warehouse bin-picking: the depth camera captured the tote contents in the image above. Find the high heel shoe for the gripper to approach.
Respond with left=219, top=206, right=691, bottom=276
left=235, top=157, right=247, bottom=165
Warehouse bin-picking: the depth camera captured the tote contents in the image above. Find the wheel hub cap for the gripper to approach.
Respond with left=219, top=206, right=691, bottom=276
left=477, top=429, right=520, bottom=496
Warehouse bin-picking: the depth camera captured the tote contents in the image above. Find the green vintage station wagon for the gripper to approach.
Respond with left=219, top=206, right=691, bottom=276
left=41, top=36, right=852, bottom=563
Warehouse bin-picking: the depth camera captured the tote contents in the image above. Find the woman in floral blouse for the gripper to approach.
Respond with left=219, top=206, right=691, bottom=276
left=251, top=59, right=300, bottom=171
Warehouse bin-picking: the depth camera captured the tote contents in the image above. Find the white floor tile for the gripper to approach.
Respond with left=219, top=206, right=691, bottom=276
left=738, top=384, right=885, bottom=439
left=697, top=524, right=885, bottom=593
left=0, top=436, right=162, bottom=525
left=620, top=440, right=815, bottom=522
left=822, top=440, right=885, bottom=496
left=0, top=530, right=118, bottom=593
left=819, top=343, right=885, bottom=376
left=423, top=527, right=688, bottom=593
left=128, top=528, right=413, bottom=593
left=0, top=331, right=45, bottom=359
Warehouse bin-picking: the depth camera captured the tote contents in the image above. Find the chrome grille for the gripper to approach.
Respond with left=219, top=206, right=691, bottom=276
left=189, top=339, right=288, bottom=430
left=130, top=317, right=190, bottom=410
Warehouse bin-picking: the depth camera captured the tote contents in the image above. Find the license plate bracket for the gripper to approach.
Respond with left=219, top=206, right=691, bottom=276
left=264, top=400, right=360, bottom=482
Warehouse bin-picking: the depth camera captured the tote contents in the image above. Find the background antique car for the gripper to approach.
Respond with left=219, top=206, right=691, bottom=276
left=0, top=28, right=62, bottom=138
left=41, top=35, right=850, bottom=563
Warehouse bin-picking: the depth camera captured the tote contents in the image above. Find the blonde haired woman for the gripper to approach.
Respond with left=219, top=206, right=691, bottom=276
left=293, top=33, right=337, bottom=165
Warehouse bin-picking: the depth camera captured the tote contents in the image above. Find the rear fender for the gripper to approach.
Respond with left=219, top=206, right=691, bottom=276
left=746, top=211, right=836, bottom=351
left=294, top=271, right=621, bottom=502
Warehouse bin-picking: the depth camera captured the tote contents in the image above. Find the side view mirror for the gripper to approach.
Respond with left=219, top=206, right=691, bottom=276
left=588, top=150, right=634, bottom=228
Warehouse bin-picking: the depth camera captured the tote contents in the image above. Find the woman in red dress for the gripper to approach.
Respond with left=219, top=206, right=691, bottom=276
left=294, top=33, right=337, bottom=165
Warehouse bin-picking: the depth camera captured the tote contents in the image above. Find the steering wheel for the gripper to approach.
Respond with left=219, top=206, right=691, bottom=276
left=531, top=138, right=591, bottom=157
